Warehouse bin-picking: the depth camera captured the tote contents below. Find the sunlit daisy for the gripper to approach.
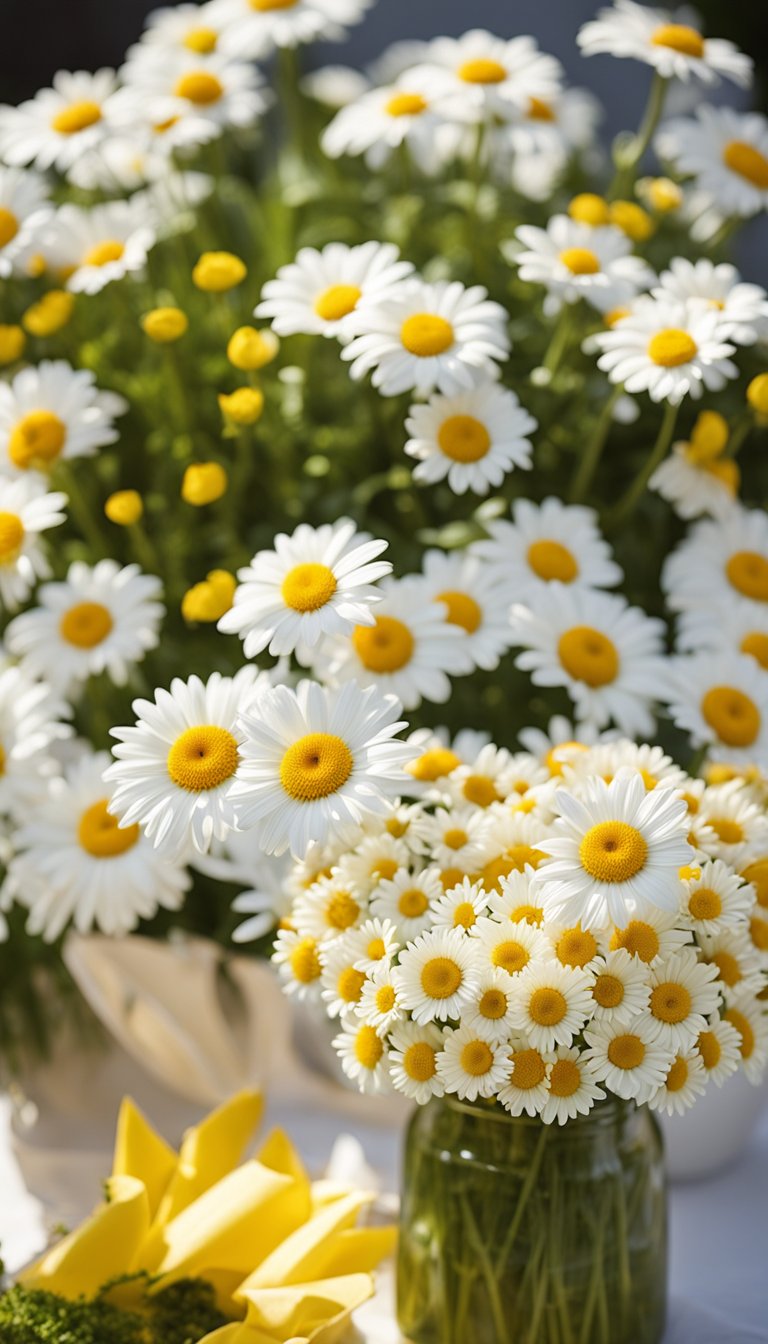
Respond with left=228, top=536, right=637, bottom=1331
left=130, top=3, right=226, bottom=59
left=422, top=30, right=563, bottom=119
left=256, top=241, right=413, bottom=338
left=0, top=360, right=127, bottom=478
left=218, top=519, right=391, bottom=661
left=448, top=744, right=520, bottom=811
left=473, top=497, right=621, bottom=598
left=478, top=811, right=551, bottom=892
left=404, top=382, right=535, bottom=495
left=370, top=866, right=441, bottom=942
left=609, top=905, right=693, bottom=965
left=117, top=48, right=266, bottom=137
left=214, top=0, right=374, bottom=60
left=588, top=948, right=651, bottom=1025
left=0, top=69, right=118, bottom=172
left=695, top=1011, right=742, bottom=1086
left=6, top=560, right=164, bottom=697
left=394, top=925, right=481, bottom=1024
left=230, top=678, right=411, bottom=857
left=659, top=106, right=768, bottom=218
left=518, top=716, right=606, bottom=776
left=593, top=297, right=737, bottom=405
left=662, top=508, right=768, bottom=624
left=429, top=873, right=490, bottom=930
left=699, top=928, right=765, bottom=1005
left=541, top=1046, right=606, bottom=1125
left=273, top=926, right=324, bottom=1000
left=645, top=949, right=721, bottom=1051
left=341, top=278, right=510, bottom=398
left=723, top=992, right=768, bottom=1084
left=419, top=549, right=517, bottom=674
left=546, top=920, right=604, bottom=974
left=667, top=652, right=768, bottom=767
left=498, top=1041, right=550, bottom=1116
left=402, top=726, right=490, bottom=796
left=0, top=662, right=70, bottom=821
left=648, top=1048, right=707, bottom=1116
left=509, top=960, right=593, bottom=1051
left=653, top=258, right=768, bottom=347
left=578, top=3, right=751, bottom=86
left=461, top=967, right=517, bottom=1044
left=346, top=916, right=401, bottom=975
left=337, top=831, right=410, bottom=895
left=388, top=1021, right=446, bottom=1103
left=319, top=938, right=367, bottom=1018
left=0, top=476, right=67, bottom=611
left=565, top=739, right=686, bottom=794
left=334, top=1019, right=391, bottom=1094
left=321, top=66, right=461, bottom=173
left=472, top=913, right=550, bottom=978
left=436, top=1024, right=510, bottom=1101
left=514, top=215, right=652, bottom=316
left=680, top=859, right=755, bottom=937
left=356, top=963, right=402, bottom=1033
left=41, top=200, right=156, bottom=295
left=650, top=434, right=740, bottom=521
left=583, top=1016, right=674, bottom=1102
left=292, top=870, right=368, bottom=941
left=695, top=782, right=768, bottom=868
left=510, top=586, right=666, bottom=737
left=0, top=167, right=50, bottom=278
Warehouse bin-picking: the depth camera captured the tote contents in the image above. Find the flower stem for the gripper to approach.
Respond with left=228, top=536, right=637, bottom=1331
left=569, top=386, right=622, bottom=503
left=727, top=413, right=752, bottom=458
left=609, top=72, right=668, bottom=200
left=540, top=305, right=575, bottom=381
left=607, top=399, right=679, bottom=527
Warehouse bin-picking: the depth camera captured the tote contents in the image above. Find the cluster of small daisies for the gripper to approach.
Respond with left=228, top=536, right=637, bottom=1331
left=272, top=731, right=768, bottom=1120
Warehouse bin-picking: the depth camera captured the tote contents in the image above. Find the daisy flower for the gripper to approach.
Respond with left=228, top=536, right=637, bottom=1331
left=648, top=1049, right=707, bottom=1116
left=334, top=1019, right=391, bottom=1094
left=680, top=859, right=756, bottom=937
left=724, top=993, right=768, bottom=1084
left=0, top=70, right=119, bottom=172
left=659, top=106, right=768, bottom=218
left=256, top=241, right=413, bottom=339
left=547, top=921, right=604, bottom=974
left=646, top=949, right=721, bottom=1051
left=514, top=216, right=652, bottom=316
left=472, top=913, right=551, bottom=978
left=41, top=200, right=155, bottom=295
left=421, top=31, right=563, bottom=119
left=214, top=0, right=374, bottom=60
left=388, top=1021, right=446, bottom=1103
left=478, top=811, right=552, bottom=891
left=320, top=575, right=469, bottom=711
left=0, top=662, right=70, bottom=821
left=106, top=667, right=264, bottom=859
left=652, top=258, right=768, bottom=347
left=609, top=906, right=693, bottom=966
left=473, top=497, right=621, bottom=598
left=699, top=929, right=765, bottom=1004
left=404, top=382, right=536, bottom=495
left=230, top=678, right=411, bottom=858
left=319, top=938, right=367, bottom=1018
left=509, top=960, right=593, bottom=1052
left=676, top=602, right=768, bottom=677
left=356, top=963, right=402, bottom=1033
left=370, top=866, right=441, bottom=941
left=650, top=437, right=740, bottom=521
left=589, top=948, right=652, bottom=1025
left=402, top=726, right=490, bottom=793
left=662, top=508, right=768, bottom=622
left=695, top=1011, right=743, bottom=1086
left=6, top=560, right=164, bottom=698
left=419, top=549, right=517, bottom=673
left=503, top=86, right=600, bottom=161
left=666, top=652, right=768, bottom=767
left=593, top=297, right=738, bottom=405
left=321, top=67, right=461, bottom=173
left=130, top=2, right=226, bottom=58
left=449, top=744, right=520, bottom=811
left=117, top=49, right=266, bottom=137
left=429, top=873, right=490, bottom=930
left=218, top=519, right=390, bottom=662
left=578, top=3, right=751, bottom=86
left=510, top=585, right=666, bottom=737
left=229, top=854, right=293, bottom=943
left=8, top=750, right=189, bottom=943
left=541, top=1046, right=606, bottom=1125
left=337, top=831, right=410, bottom=893
left=0, top=360, right=127, bottom=478
left=436, top=1025, right=510, bottom=1102
left=394, top=925, right=481, bottom=1024
left=0, top=167, right=50, bottom=278
left=301, top=65, right=371, bottom=109
left=498, top=1042, right=550, bottom=1116
left=535, top=773, right=692, bottom=932
left=461, top=968, right=517, bottom=1044
left=0, top=476, right=67, bottom=611
left=347, top=916, right=401, bottom=974
left=292, top=871, right=367, bottom=941
left=696, top=782, right=768, bottom=868
left=583, top=1016, right=675, bottom=1102
left=566, top=739, right=686, bottom=793
left=273, top=927, right=323, bottom=1001
left=341, top=278, right=510, bottom=398
left=518, top=716, right=606, bottom=776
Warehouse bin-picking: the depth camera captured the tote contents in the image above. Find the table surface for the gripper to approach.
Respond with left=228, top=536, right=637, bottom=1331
left=2, top=1095, right=767, bottom=1343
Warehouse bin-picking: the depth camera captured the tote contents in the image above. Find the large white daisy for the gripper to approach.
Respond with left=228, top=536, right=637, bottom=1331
left=256, top=241, right=413, bottom=338
left=652, top=258, right=768, bottom=347
left=0, top=167, right=51, bottom=278
left=578, top=3, right=751, bottom=86
left=541, top=1046, right=606, bottom=1125
left=0, top=475, right=67, bottom=611
left=583, top=1015, right=675, bottom=1102
left=404, top=382, right=535, bottom=495
left=393, top=925, right=481, bottom=1024
left=388, top=1020, right=446, bottom=1103
left=658, top=106, right=768, bottom=218
left=321, top=66, right=462, bottom=173
left=213, top=0, right=374, bottom=60
left=436, top=1024, right=511, bottom=1101
left=116, top=48, right=267, bottom=137
left=41, top=200, right=156, bottom=295
left=514, top=215, right=652, bottom=316
left=0, top=70, right=119, bottom=172
left=666, top=651, right=768, bottom=767
left=473, top=497, right=621, bottom=598
left=0, top=360, right=127, bottom=477
left=593, top=296, right=738, bottom=405
left=646, top=949, right=722, bottom=1051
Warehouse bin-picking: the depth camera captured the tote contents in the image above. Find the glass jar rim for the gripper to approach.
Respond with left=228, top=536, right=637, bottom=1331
left=439, top=1093, right=636, bottom=1128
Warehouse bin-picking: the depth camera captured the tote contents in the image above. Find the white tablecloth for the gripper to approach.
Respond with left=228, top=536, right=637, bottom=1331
left=1, top=1095, right=767, bottom=1343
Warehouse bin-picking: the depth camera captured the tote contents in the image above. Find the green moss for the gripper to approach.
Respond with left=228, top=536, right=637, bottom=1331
left=0, top=1279, right=228, bottom=1344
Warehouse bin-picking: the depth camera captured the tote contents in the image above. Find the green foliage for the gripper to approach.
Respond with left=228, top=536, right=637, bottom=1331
left=0, top=1279, right=228, bottom=1344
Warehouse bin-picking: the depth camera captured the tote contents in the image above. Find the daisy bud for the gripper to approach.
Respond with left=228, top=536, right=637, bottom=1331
left=0, top=324, right=25, bottom=366
left=686, top=410, right=729, bottom=464
left=568, top=193, right=610, bottom=227
left=22, top=290, right=75, bottom=337
left=105, top=490, right=143, bottom=526
left=182, top=570, right=237, bottom=623
left=227, top=325, right=279, bottom=370
left=141, top=306, right=189, bottom=343
left=192, top=251, right=247, bottom=293
left=747, top=373, right=768, bottom=419
left=609, top=200, right=655, bottom=241
left=181, top=461, right=228, bottom=505
left=639, top=177, right=682, bottom=213
left=218, top=387, right=265, bottom=425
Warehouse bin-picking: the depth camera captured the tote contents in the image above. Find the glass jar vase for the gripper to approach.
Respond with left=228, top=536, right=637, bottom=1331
left=397, top=1096, right=667, bottom=1344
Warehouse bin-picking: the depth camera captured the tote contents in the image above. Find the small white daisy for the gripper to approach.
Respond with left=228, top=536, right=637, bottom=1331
left=230, top=678, right=411, bottom=858
left=319, top=937, right=367, bottom=1018
left=589, top=948, right=652, bottom=1025
left=0, top=662, right=70, bottom=821
left=419, top=548, right=517, bottom=674
left=667, top=652, right=768, bottom=767
left=646, top=949, right=722, bottom=1051
left=214, top=0, right=374, bottom=61
left=337, top=831, right=410, bottom=894
left=662, top=507, right=768, bottom=624
left=341, top=278, right=510, bottom=398
left=680, top=858, right=755, bottom=937
left=394, top=925, right=481, bottom=1024
left=449, top=744, right=521, bottom=811
left=421, top=30, right=563, bottom=119
left=695, top=1011, right=743, bottom=1086
left=609, top=906, right=693, bottom=965
left=436, top=1024, right=510, bottom=1101
left=472, top=914, right=550, bottom=979
left=321, top=66, right=462, bottom=173
left=0, top=70, right=119, bottom=172
left=292, top=870, right=367, bottom=941
left=130, top=3, right=226, bottom=58
left=514, top=215, right=652, bottom=316
left=723, top=993, right=768, bottom=1084
left=356, top=963, right=401, bottom=1033
left=534, top=772, right=693, bottom=931
left=370, top=866, right=441, bottom=941
left=388, top=1020, right=446, bottom=1103
left=42, top=200, right=155, bottom=295
left=6, top=560, right=164, bottom=697
left=699, top=928, right=766, bottom=1004
left=0, top=167, right=50, bottom=278
left=578, top=3, right=751, bottom=86
left=498, top=1041, right=550, bottom=1116
left=653, top=258, right=768, bottom=347
left=583, top=1016, right=675, bottom=1102
left=565, top=739, right=687, bottom=794
left=676, top=601, right=768, bottom=677
left=404, top=382, right=536, bottom=495
left=510, top=960, right=594, bottom=1051
left=116, top=48, right=266, bottom=137
left=462, top=967, right=517, bottom=1044
left=518, top=716, right=607, bottom=775
left=273, top=927, right=324, bottom=1001
left=347, top=916, right=401, bottom=974
left=334, top=1019, right=391, bottom=1094
left=696, top=782, right=768, bottom=868
left=593, top=297, right=738, bottom=405
left=650, top=436, right=740, bottom=521
left=659, top=106, right=768, bottom=219
left=547, top=921, right=604, bottom=974
left=218, top=519, right=391, bottom=661
left=0, top=360, right=127, bottom=477
left=648, top=1048, right=707, bottom=1116
left=429, top=873, right=490, bottom=930
left=0, top=476, right=67, bottom=611
left=541, top=1046, right=606, bottom=1125
left=256, top=241, right=413, bottom=339
left=473, top=497, right=622, bottom=598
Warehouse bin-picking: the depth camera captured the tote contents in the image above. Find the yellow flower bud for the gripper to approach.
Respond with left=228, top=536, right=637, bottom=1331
left=22, top=290, right=75, bottom=337
left=568, top=193, right=610, bottom=227
left=192, top=252, right=247, bottom=293
left=747, top=374, right=768, bottom=418
left=218, top=386, right=265, bottom=425
left=609, top=200, right=655, bottom=242
left=181, top=461, right=228, bottom=505
left=141, top=306, right=189, bottom=343
left=26, top=253, right=46, bottom=279
left=227, top=325, right=279, bottom=370
left=687, top=410, right=730, bottom=464
left=603, top=307, right=631, bottom=329
left=182, top=569, right=237, bottom=623
left=639, top=177, right=682, bottom=213
left=0, top=324, right=26, bottom=366
left=105, top=490, right=144, bottom=526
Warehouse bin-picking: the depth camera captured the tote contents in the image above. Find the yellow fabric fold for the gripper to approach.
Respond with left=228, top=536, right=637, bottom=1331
left=258, top=1128, right=308, bottom=1185
left=239, top=1273, right=375, bottom=1339
left=313, top=1226, right=398, bottom=1279
left=19, top=1175, right=150, bottom=1300
left=237, top=1192, right=370, bottom=1292
left=112, top=1096, right=177, bottom=1219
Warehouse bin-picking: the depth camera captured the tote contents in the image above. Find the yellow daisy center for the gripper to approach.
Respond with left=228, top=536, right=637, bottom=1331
left=478, top=988, right=508, bottom=1020
left=183, top=26, right=219, bottom=53
left=400, top=313, right=454, bottom=357
left=529, top=986, right=567, bottom=1026
left=527, top=96, right=555, bottom=122
left=398, top=888, right=429, bottom=918
left=83, top=239, right=125, bottom=268
left=580, top=821, right=648, bottom=884
left=709, top=817, right=744, bottom=845
left=545, top=740, right=586, bottom=777
left=251, top=0, right=298, bottom=8
left=688, top=887, right=722, bottom=921
left=325, top=890, right=360, bottom=931
left=558, top=625, right=619, bottom=687
left=726, top=550, right=768, bottom=602
left=593, top=973, right=625, bottom=1009
left=708, top=951, right=741, bottom=987
left=174, top=71, right=224, bottom=105
left=281, top=561, right=337, bottom=612
left=492, top=938, right=530, bottom=975
left=740, top=632, right=768, bottom=670
left=611, top=920, right=660, bottom=963
left=437, top=414, right=491, bottom=463
left=569, top=194, right=610, bottom=226
left=647, top=329, right=698, bottom=368
left=508, top=904, right=544, bottom=926
left=355, top=1025, right=383, bottom=1070
left=750, top=913, right=768, bottom=951
left=78, top=798, right=140, bottom=858
left=559, top=247, right=600, bottom=276
left=59, top=601, right=113, bottom=649
left=421, top=956, right=462, bottom=999
left=460, top=1040, right=494, bottom=1076
left=462, top=774, right=499, bottom=807
left=444, top=824, right=468, bottom=850
left=375, top=985, right=397, bottom=1014
left=510, top=1048, right=546, bottom=1089
left=279, top=732, right=353, bottom=802
left=438, top=589, right=482, bottom=634
left=289, top=937, right=321, bottom=984
left=650, top=980, right=692, bottom=1024
left=725, top=1007, right=755, bottom=1059
left=742, top=858, right=768, bottom=908
left=386, top=93, right=428, bottom=118
left=313, top=284, right=362, bottom=322
left=337, top=967, right=365, bottom=1003
left=665, top=1056, right=689, bottom=1092
left=9, top=410, right=66, bottom=470
left=51, top=100, right=102, bottom=135
left=607, top=1034, right=645, bottom=1070
left=353, top=614, right=414, bottom=673
left=167, top=725, right=240, bottom=792
left=408, top=747, right=460, bottom=781
left=0, top=207, right=19, bottom=248
left=697, top=1029, right=721, bottom=1070
left=549, top=1058, right=581, bottom=1098
left=458, top=57, right=506, bottom=84
left=650, top=23, right=704, bottom=57
left=0, top=512, right=24, bottom=565
left=722, top=141, right=768, bottom=189
left=701, top=685, right=760, bottom=748
left=403, top=1041, right=437, bottom=1081
left=527, top=539, right=579, bottom=583
left=367, top=936, right=387, bottom=961
left=556, top=926, right=598, bottom=969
